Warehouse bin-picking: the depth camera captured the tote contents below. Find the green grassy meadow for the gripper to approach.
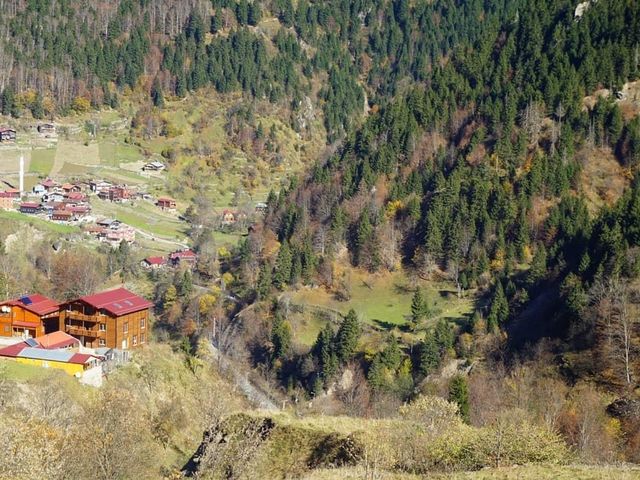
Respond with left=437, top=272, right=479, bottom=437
left=289, top=270, right=474, bottom=346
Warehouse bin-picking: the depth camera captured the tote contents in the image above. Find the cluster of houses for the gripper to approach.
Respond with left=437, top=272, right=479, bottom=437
left=85, top=219, right=136, bottom=245
left=20, top=178, right=92, bottom=221
left=0, top=287, right=153, bottom=384
left=141, top=248, right=198, bottom=269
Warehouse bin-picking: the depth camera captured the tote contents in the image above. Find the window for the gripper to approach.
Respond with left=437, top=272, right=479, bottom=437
left=123, top=322, right=128, bottom=334
left=132, top=335, right=137, bottom=346
left=140, top=333, right=145, bottom=344
left=3, top=326, right=9, bottom=333
left=140, top=318, right=145, bottom=329
left=99, top=323, right=106, bottom=331
left=99, top=339, right=106, bottom=346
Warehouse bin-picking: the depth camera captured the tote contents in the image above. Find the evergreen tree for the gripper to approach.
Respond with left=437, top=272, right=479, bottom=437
left=248, top=2, right=262, bottom=26
left=31, top=94, right=44, bottom=119
left=335, top=309, right=360, bottom=363
left=410, top=288, right=429, bottom=324
left=487, top=281, right=509, bottom=332
left=274, top=241, right=292, bottom=289
left=1, top=87, right=14, bottom=116
left=417, top=332, right=440, bottom=376
left=448, top=375, right=470, bottom=423
left=151, top=77, right=164, bottom=107
left=178, top=270, right=193, bottom=298
left=256, top=263, right=272, bottom=299
left=314, top=324, right=337, bottom=383
left=271, top=312, right=292, bottom=361
left=434, top=319, right=453, bottom=355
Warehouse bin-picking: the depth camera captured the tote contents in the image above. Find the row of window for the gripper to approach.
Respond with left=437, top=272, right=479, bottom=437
left=122, top=318, right=145, bottom=334
left=99, top=333, right=145, bottom=347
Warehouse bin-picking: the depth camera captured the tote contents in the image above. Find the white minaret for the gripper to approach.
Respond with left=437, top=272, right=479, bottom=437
left=19, top=155, right=24, bottom=198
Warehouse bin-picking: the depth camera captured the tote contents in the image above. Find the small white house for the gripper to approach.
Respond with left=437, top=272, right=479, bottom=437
left=32, top=184, right=46, bottom=196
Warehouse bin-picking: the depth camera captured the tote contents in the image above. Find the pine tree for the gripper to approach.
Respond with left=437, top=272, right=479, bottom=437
left=434, top=319, right=453, bottom=355
left=335, top=309, right=360, bottom=363
left=410, top=289, right=428, bottom=324
left=274, top=241, right=292, bottom=289
left=314, top=324, right=337, bottom=383
left=31, top=94, right=44, bottom=119
left=248, top=2, right=262, bottom=26
left=271, top=312, right=291, bottom=361
left=448, top=375, right=470, bottom=423
left=417, top=332, right=440, bottom=376
left=256, top=263, right=272, bottom=299
left=487, top=281, right=509, bottom=332
left=178, top=270, right=193, bottom=298
left=151, top=77, right=164, bottom=107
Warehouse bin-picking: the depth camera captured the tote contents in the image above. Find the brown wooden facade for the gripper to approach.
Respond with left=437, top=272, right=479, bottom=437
left=0, top=303, right=59, bottom=338
left=60, top=301, right=149, bottom=349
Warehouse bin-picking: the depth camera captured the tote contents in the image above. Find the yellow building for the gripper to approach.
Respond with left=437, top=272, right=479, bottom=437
left=0, top=333, right=100, bottom=376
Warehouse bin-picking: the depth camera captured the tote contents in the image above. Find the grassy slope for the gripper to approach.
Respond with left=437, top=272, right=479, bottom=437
left=302, top=465, right=640, bottom=480
left=0, top=210, right=80, bottom=235
left=289, top=269, right=474, bottom=346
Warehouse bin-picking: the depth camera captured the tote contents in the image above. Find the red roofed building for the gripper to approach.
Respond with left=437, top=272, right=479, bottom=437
left=61, top=287, right=152, bottom=349
left=141, top=256, right=166, bottom=269
left=169, top=249, right=197, bottom=266
left=0, top=294, right=61, bottom=338
left=19, top=202, right=41, bottom=214
left=156, top=197, right=176, bottom=210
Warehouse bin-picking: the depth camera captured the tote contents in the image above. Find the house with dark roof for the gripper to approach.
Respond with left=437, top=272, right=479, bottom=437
left=0, top=127, right=16, bottom=142
left=0, top=294, right=61, bottom=338
left=60, top=287, right=153, bottom=349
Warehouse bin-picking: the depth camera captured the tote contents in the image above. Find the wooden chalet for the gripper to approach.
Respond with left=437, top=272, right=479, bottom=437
left=169, top=249, right=197, bottom=267
left=156, top=197, right=176, bottom=210
left=37, top=123, right=56, bottom=136
left=61, top=287, right=152, bottom=349
left=0, top=294, right=61, bottom=338
left=0, top=127, right=16, bottom=142
left=51, top=210, right=73, bottom=222
left=19, top=202, right=41, bottom=214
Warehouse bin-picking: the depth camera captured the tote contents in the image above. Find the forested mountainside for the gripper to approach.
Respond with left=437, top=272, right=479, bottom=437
left=2, top=0, right=636, bottom=141
left=2, top=0, right=640, bottom=477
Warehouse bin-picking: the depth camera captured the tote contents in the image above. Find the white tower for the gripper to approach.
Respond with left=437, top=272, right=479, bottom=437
left=19, top=155, right=24, bottom=198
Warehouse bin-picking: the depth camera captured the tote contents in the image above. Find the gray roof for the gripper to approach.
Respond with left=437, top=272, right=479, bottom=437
left=17, top=347, right=74, bottom=362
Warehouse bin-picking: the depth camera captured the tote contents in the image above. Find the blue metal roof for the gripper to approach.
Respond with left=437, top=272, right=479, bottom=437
left=25, top=338, right=39, bottom=347
left=17, top=347, right=74, bottom=362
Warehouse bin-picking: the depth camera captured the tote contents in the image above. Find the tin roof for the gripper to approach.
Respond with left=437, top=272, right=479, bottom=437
left=17, top=347, right=74, bottom=362
left=1, top=294, right=60, bottom=316
left=78, top=287, right=153, bottom=316
left=0, top=342, right=29, bottom=357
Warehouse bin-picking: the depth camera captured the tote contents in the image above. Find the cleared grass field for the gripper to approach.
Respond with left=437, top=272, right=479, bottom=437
left=289, top=269, right=474, bottom=346
left=28, top=148, right=55, bottom=175
left=0, top=210, right=80, bottom=234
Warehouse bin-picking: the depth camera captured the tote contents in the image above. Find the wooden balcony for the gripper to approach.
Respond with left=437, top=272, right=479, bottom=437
left=65, top=325, right=105, bottom=338
left=64, top=311, right=106, bottom=323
